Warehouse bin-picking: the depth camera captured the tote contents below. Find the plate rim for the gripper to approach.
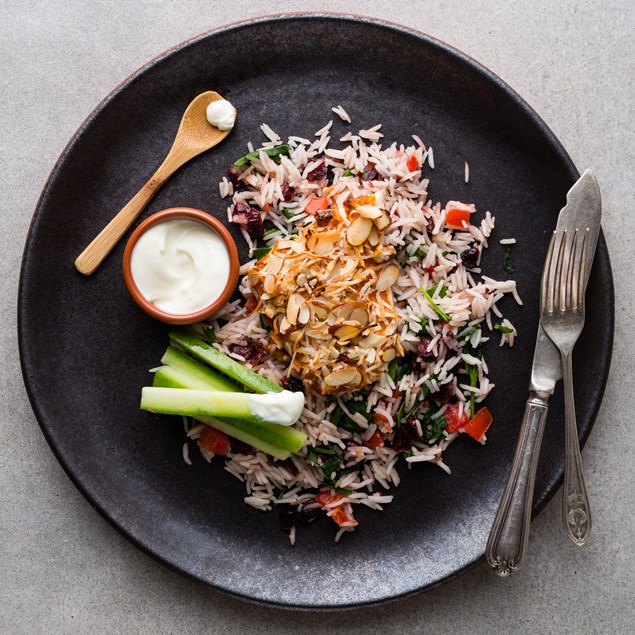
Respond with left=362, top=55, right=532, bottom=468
left=17, top=12, right=614, bottom=610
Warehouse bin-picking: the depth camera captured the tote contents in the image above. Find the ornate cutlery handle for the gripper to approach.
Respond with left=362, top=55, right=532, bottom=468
left=486, top=393, right=549, bottom=576
left=561, top=352, right=591, bottom=545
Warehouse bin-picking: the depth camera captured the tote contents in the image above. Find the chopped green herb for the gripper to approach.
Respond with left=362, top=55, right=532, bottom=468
left=333, top=487, right=353, bottom=496
left=253, top=247, right=272, bottom=259
left=427, top=284, right=448, bottom=299
left=414, top=248, right=426, bottom=259
left=263, top=228, right=281, bottom=240
left=495, top=324, right=514, bottom=334
left=388, top=358, right=398, bottom=381
left=396, top=398, right=407, bottom=428
left=202, top=326, right=217, bottom=344
left=281, top=207, right=296, bottom=219
left=233, top=144, right=292, bottom=167
left=503, top=244, right=515, bottom=273
left=329, top=405, right=363, bottom=433
left=420, top=286, right=450, bottom=321
left=334, top=466, right=357, bottom=479
left=463, top=343, right=482, bottom=417
left=342, top=168, right=355, bottom=177
left=423, top=413, right=447, bottom=444
left=259, top=314, right=270, bottom=332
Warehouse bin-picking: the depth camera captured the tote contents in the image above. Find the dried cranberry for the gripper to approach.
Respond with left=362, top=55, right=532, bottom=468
left=232, top=202, right=264, bottom=239
left=227, top=167, right=242, bottom=188
left=298, top=504, right=325, bottom=525
left=362, top=162, right=383, bottom=181
left=307, top=161, right=327, bottom=182
left=282, top=375, right=304, bottom=393
left=315, top=209, right=333, bottom=226
left=278, top=508, right=299, bottom=530
left=245, top=295, right=258, bottom=313
left=432, top=380, right=456, bottom=404
left=281, top=182, right=295, bottom=202
left=417, top=337, right=436, bottom=362
left=461, top=243, right=480, bottom=269
left=426, top=215, right=436, bottom=234
left=392, top=417, right=421, bottom=453
left=230, top=440, right=254, bottom=455
left=228, top=342, right=267, bottom=366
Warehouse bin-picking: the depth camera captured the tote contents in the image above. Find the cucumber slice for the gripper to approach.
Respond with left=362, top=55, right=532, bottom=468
left=195, top=416, right=290, bottom=460
left=170, top=329, right=282, bottom=394
left=141, top=388, right=306, bottom=453
left=161, top=346, right=242, bottom=392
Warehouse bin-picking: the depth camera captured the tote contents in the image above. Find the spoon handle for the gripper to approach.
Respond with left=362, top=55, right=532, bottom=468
left=74, top=161, right=174, bottom=275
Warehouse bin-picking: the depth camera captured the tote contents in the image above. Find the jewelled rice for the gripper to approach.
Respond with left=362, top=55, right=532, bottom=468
left=186, top=112, right=521, bottom=543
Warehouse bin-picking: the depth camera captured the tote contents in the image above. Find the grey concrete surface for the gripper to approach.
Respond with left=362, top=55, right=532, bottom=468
left=1, top=1, right=633, bottom=633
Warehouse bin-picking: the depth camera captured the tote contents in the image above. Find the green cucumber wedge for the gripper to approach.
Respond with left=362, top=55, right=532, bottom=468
left=141, top=387, right=306, bottom=453
left=170, top=329, right=282, bottom=394
left=141, top=387, right=303, bottom=425
left=160, top=346, right=242, bottom=392
left=194, top=416, right=291, bottom=460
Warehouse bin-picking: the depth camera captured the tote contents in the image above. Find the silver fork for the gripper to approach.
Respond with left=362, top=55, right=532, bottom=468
left=541, top=228, right=591, bottom=546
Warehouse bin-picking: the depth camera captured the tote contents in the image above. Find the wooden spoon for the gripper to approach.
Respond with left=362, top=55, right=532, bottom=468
left=74, top=91, right=234, bottom=275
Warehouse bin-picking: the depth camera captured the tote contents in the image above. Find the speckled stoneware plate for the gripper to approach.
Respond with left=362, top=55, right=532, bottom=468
left=18, top=14, right=613, bottom=609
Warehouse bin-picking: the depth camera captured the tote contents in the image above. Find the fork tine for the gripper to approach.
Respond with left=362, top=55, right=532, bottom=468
left=575, top=229, right=590, bottom=310
left=565, top=229, right=578, bottom=310
left=541, top=232, right=556, bottom=313
left=553, top=230, right=567, bottom=312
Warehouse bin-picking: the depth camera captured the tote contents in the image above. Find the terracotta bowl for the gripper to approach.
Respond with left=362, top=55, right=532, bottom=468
left=122, top=207, right=239, bottom=325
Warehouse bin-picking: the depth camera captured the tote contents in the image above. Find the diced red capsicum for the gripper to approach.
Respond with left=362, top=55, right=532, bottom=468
left=445, top=207, right=471, bottom=229
left=198, top=426, right=230, bottom=456
left=315, top=489, right=343, bottom=507
left=330, top=505, right=358, bottom=527
left=444, top=403, right=469, bottom=434
left=464, top=407, right=493, bottom=442
left=305, top=196, right=330, bottom=215
left=406, top=155, right=420, bottom=172
left=366, top=429, right=385, bottom=449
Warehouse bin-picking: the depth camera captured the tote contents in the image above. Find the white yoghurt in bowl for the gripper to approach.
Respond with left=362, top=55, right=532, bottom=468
left=130, top=218, right=230, bottom=315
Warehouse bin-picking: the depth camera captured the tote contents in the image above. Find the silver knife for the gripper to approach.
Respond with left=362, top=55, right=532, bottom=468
left=485, top=170, right=601, bottom=576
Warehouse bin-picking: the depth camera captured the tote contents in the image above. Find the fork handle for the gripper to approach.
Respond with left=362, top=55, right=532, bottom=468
left=561, top=351, right=592, bottom=545
left=486, top=393, right=549, bottom=576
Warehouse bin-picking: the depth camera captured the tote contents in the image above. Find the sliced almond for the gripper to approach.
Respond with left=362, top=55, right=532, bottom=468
left=324, top=366, right=362, bottom=387
left=328, top=323, right=362, bottom=341
left=266, top=254, right=284, bottom=276
left=264, top=274, right=278, bottom=295
left=355, top=204, right=383, bottom=219
left=312, top=304, right=328, bottom=320
left=333, top=300, right=366, bottom=321
left=350, top=308, right=369, bottom=327
left=368, top=225, right=380, bottom=246
left=298, top=303, right=311, bottom=325
left=346, top=216, right=373, bottom=246
left=307, top=230, right=339, bottom=255
left=373, top=210, right=390, bottom=230
left=279, top=316, right=293, bottom=335
left=376, top=264, right=400, bottom=291
left=286, top=293, right=305, bottom=325
left=381, top=348, right=397, bottom=362
left=358, top=332, right=386, bottom=349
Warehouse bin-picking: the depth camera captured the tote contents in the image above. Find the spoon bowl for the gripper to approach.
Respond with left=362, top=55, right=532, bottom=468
left=74, top=91, right=233, bottom=275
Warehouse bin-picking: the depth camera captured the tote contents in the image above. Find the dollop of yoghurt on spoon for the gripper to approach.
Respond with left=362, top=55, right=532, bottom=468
left=206, top=98, right=236, bottom=131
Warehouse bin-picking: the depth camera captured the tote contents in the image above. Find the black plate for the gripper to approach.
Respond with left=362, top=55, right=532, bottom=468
left=18, top=14, right=613, bottom=608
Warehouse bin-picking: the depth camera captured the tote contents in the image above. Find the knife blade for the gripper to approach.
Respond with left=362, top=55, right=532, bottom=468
left=486, top=169, right=602, bottom=575
left=530, top=169, right=602, bottom=397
